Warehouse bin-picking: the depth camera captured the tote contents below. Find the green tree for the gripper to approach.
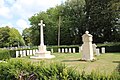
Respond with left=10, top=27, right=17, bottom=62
left=0, top=26, right=25, bottom=47
left=28, top=0, right=120, bottom=45
left=9, top=27, right=25, bottom=47
left=29, top=7, right=61, bottom=45
left=0, top=26, right=10, bottom=47
left=29, top=0, right=85, bottom=45
left=84, top=0, right=120, bottom=43
left=22, top=28, right=32, bottom=46
left=60, top=0, right=85, bottom=45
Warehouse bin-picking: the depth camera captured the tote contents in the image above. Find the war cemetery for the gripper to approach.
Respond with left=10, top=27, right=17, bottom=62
left=0, top=0, right=120, bottom=80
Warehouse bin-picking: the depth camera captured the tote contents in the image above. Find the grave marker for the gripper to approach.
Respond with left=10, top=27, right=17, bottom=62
left=69, top=48, right=71, bottom=53
left=16, top=51, right=19, bottom=58
left=96, top=48, right=100, bottom=56
left=101, top=47, right=105, bottom=53
left=30, top=20, right=55, bottom=59
left=73, top=48, right=75, bottom=53
left=82, top=31, right=94, bottom=60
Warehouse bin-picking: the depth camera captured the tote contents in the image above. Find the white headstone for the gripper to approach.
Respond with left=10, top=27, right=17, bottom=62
left=23, top=50, right=26, bottom=56
left=16, top=51, right=19, bottom=58
left=96, top=48, right=100, bottom=56
left=82, top=31, right=94, bottom=60
left=33, top=50, right=36, bottom=55
left=101, top=47, right=105, bottom=53
left=20, top=50, right=23, bottom=57
left=35, top=49, right=39, bottom=52
left=73, top=48, right=75, bottom=53
left=30, top=50, right=33, bottom=55
left=65, top=48, right=68, bottom=53
left=92, top=43, right=97, bottom=54
left=62, top=48, right=64, bottom=53
left=27, top=50, right=30, bottom=56
left=69, top=48, right=71, bottom=53
left=58, top=48, right=61, bottom=53
left=51, top=48, right=53, bottom=53
left=79, top=47, right=82, bottom=53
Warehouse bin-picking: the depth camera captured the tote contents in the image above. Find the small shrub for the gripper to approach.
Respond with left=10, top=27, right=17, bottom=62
left=9, top=50, right=16, bottom=58
left=0, top=59, right=119, bottom=80
left=0, top=49, right=10, bottom=60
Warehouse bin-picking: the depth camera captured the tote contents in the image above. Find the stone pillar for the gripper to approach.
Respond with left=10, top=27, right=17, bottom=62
left=38, top=20, right=45, bottom=46
left=82, top=31, right=94, bottom=60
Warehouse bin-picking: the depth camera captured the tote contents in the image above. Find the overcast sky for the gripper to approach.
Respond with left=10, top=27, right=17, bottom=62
left=0, top=0, right=66, bottom=34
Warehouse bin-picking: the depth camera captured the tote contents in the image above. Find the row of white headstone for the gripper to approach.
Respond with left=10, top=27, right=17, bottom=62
left=94, top=47, right=105, bottom=56
left=16, top=48, right=77, bottom=57
left=15, top=47, right=105, bottom=58
left=16, top=49, right=38, bottom=58
left=58, top=48, right=76, bottom=53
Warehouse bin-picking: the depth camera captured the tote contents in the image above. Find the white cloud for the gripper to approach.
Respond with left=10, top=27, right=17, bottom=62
left=0, top=0, right=66, bottom=34
left=10, top=0, right=65, bottom=19
left=16, top=19, right=29, bottom=29
left=0, top=22, right=13, bottom=28
left=0, top=0, right=11, bottom=18
left=0, top=0, right=4, bottom=7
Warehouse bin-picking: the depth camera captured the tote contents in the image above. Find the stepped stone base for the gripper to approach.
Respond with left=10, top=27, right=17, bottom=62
left=30, top=45, right=55, bottom=59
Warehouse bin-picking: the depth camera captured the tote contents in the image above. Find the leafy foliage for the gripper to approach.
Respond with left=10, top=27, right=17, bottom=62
left=0, top=26, right=25, bottom=47
left=0, top=49, right=10, bottom=60
left=0, top=59, right=119, bottom=80
left=84, top=0, right=120, bottom=42
left=25, top=0, right=120, bottom=46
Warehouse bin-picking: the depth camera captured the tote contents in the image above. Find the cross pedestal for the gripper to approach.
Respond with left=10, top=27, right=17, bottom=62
left=30, top=20, right=55, bottom=59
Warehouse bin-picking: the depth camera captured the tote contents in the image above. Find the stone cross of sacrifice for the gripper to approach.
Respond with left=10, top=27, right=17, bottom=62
left=38, top=20, right=45, bottom=46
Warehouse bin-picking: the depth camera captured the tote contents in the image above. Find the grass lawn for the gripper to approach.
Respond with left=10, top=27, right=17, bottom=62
left=15, top=53, right=120, bottom=75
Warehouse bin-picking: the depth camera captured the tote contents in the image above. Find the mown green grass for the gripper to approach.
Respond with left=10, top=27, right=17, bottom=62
left=14, top=53, right=120, bottom=75
left=52, top=53, right=120, bottom=74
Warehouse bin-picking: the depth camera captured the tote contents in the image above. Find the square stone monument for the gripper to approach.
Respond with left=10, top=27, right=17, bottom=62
left=30, top=20, right=55, bottom=59
left=81, top=31, right=94, bottom=60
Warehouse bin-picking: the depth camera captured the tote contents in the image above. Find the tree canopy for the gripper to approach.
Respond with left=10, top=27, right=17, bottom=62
left=0, top=26, right=25, bottom=47
left=23, top=0, right=120, bottom=46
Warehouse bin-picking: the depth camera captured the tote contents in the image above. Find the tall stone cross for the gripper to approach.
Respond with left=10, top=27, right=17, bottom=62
left=38, top=20, right=45, bottom=46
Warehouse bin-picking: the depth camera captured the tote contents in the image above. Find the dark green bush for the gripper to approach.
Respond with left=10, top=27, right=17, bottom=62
left=0, top=59, right=119, bottom=80
left=9, top=50, right=16, bottom=58
left=0, top=49, right=10, bottom=60
left=97, top=42, right=120, bottom=52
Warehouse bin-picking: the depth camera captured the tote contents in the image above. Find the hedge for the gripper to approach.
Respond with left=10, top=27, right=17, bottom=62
left=97, top=42, right=120, bottom=52
left=0, top=49, right=10, bottom=60
left=0, top=59, right=119, bottom=80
